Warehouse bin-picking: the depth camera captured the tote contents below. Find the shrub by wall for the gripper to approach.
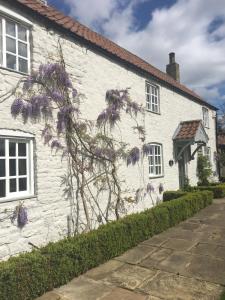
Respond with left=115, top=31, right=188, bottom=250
left=196, top=185, right=225, bottom=198
left=0, top=190, right=213, bottom=300
left=163, top=191, right=188, bottom=202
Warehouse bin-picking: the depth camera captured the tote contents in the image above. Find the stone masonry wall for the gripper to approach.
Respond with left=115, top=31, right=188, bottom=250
left=0, top=1, right=218, bottom=260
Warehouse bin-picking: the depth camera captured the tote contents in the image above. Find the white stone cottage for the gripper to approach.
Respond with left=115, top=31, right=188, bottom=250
left=0, top=0, right=218, bottom=260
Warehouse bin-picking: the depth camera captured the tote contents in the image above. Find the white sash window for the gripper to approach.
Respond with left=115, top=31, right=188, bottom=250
left=0, top=131, right=34, bottom=201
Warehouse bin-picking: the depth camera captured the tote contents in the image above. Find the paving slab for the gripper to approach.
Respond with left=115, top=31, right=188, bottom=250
left=102, top=263, right=156, bottom=290
left=36, top=292, right=67, bottom=300
left=115, top=245, right=157, bottom=264
left=85, top=260, right=124, bottom=281
left=101, top=287, right=148, bottom=300
left=161, top=238, right=197, bottom=251
left=140, top=248, right=173, bottom=269
left=55, top=277, right=113, bottom=300
left=138, top=271, right=223, bottom=300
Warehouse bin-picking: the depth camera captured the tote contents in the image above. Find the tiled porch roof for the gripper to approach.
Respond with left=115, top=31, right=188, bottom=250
left=174, top=120, right=202, bottom=140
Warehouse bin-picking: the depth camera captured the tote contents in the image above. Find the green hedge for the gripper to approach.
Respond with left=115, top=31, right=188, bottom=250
left=221, top=291, right=225, bottom=300
left=163, top=191, right=188, bottom=202
left=0, top=191, right=213, bottom=300
left=196, top=185, right=225, bottom=198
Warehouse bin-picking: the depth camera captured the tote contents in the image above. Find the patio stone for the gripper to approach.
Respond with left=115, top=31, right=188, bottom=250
left=115, top=245, right=157, bottom=264
left=156, top=251, right=192, bottom=274
left=55, top=277, right=113, bottom=300
left=141, top=235, right=169, bottom=247
left=101, top=287, right=148, bottom=300
left=103, top=264, right=156, bottom=290
left=140, top=248, right=173, bottom=269
left=85, top=260, right=124, bottom=280
left=189, top=242, right=218, bottom=256
left=138, top=271, right=223, bottom=300
left=185, top=254, right=225, bottom=285
left=161, top=238, right=197, bottom=251
left=36, top=292, right=67, bottom=300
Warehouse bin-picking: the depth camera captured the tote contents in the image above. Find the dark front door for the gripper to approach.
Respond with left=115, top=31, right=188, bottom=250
left=178, top=152, right=186, bottom=189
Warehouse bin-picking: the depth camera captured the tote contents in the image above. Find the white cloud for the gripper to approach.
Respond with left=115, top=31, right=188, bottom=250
left=64, top=0, right=225, bottom=105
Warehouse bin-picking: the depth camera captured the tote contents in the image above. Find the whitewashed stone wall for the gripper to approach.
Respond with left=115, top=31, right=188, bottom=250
left=0, top=1, right=218, bottom=260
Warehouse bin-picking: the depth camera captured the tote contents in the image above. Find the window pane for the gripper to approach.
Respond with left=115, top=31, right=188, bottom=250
left=9, top=142, right=16, bottom=156
left=19, top=159, right=27, bottom=175
left=0, top=159, right=5, bottom=177
left=0, top=139, right=5, bottom=156
left=6, top=20, right=16, bottom=37
left=6, top=37, right=16, bottom=53
left=18, top=143, right=26, bottom=156
left=10, top=179, right=16, bottom=192
left=18, top=25, right=27, bottom=41
left=19, top=58, right=28, bottom=73
left=19, top=178, right=27, bottom=191
left=9, top=159, right=16, bottom=176
left=6, top=54, right=16, bottom=70
left=18, top=42, right=27, bottom=57
left=0, top=180, right=6, bottom=197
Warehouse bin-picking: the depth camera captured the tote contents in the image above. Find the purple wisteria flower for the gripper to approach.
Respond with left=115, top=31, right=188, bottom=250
left=159, top=183, right=164, bottom=194
left=51, top=139, right=63, bottom=150
left=105, top=90, right=123, bottom=110
left=42, top=126, right=53, bottom=144
left=97, top=106, right=120, bottom=127
left=11, top=98, right=24, bottom=117
left=143, top=144, right=153, bottom=156
left=23, top=76, right=34, bottom=91
left=51, top=90, right=64, bottom=102
left=147, top=183, right=154, bottom=193
left=17, top=206, right=28, bottom=228
left=21, top=103, right=33, bottom=123
left=127, top=147, right=140, bottom=166
left=72, top=88, right=78, bottom=98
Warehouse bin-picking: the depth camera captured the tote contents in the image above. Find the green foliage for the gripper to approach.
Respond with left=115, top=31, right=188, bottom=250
left=197, top=185, right=225, bottom=198
left=221, top=290, right=225, bottom=300
left=197, top=155, right=213, bottom=186
left=163, top=191, right=188, bottom=202
left=0, top=191, right=213, bottom=300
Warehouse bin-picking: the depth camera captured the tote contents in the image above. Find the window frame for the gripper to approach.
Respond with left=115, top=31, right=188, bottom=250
left=146, top=81, right=160, bottom=114
left=0, top=14, right=31, bottom=74
left=0, top=132, right=34, bottom=202
left=202, top=107, right=209, bottom=128
left=148, top=143, right=164, bottom=178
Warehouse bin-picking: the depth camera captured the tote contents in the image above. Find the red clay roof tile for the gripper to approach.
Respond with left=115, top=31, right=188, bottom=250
left=15, top=0, right=217, bottom=111
left=175, top=120, right=202, bottom=140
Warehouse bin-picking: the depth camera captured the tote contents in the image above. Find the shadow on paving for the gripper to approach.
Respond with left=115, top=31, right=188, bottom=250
left=37, top=199, right=225, bottom=300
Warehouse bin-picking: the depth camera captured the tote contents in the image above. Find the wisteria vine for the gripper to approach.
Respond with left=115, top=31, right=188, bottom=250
left=8, top=48, right=162, bottom=232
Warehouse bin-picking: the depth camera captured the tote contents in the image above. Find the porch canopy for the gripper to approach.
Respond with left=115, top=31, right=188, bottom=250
left=173, top=120, right=209, bottom=161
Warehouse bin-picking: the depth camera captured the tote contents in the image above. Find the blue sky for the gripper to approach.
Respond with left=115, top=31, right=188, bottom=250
left=48, top=0, right=225, bottom=108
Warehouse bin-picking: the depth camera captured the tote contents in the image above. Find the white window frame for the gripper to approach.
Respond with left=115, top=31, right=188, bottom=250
left=146, top=82, right=160, bottom=114
left=204, top=146, right=211, bottom=163
left=0, top=130, right=34, bottom=202
left=148, top=143, right=164, bottom=178
left=0, top=13, right=31, bottom=74
left=202, top=107, right=209, bottom=128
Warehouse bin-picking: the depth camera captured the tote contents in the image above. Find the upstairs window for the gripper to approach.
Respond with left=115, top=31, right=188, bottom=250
left=202, top=107, right=209, bottom=128
left=0, top=17, right=30, bottom=73
left=0, top=134, right=34, bottom=201
left=146, top=82, right=160, bottom=113
left=148, top=143, right=163, bottom=177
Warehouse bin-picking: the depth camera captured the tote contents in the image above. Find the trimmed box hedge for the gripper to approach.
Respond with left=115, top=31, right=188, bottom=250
left=163, top=191, right=188, bottom=202
left=196, top=185, right=225, bottom=198
left=0, top=190, right=213, bottom=300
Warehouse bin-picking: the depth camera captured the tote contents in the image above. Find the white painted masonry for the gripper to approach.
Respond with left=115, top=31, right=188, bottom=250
left=0, top=1, right=218, bottom=260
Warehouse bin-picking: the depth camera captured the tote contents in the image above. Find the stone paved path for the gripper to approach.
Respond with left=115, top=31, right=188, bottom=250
left=37, top=199, right=225, bottom=300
